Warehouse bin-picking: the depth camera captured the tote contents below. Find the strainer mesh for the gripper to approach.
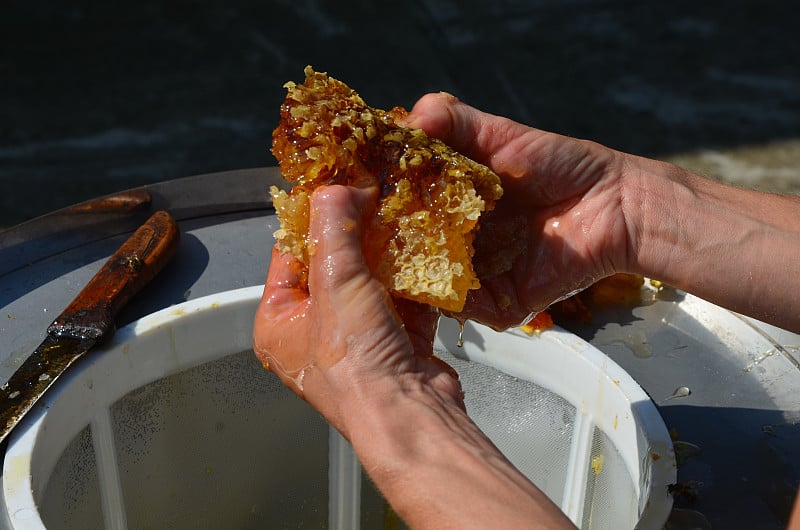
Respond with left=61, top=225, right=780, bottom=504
left=437, top=348, right=640, bottom=530
left=437, top=349, right=576, bottom=507
left=39, top=426, right=103, bottom=530
left=582, top=427, right=639, bottom=529
left=109, top=350, right=330, bottom=529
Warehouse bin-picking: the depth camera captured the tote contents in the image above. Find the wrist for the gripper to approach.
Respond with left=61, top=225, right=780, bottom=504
left=300, top=355, right=463, bottom=439
left=617, top=152, right=697, bottom=277
left=620, top=154, right=800, bottom=331
left=336, top=370, right=575, bottom=529
left=622, top=153, right=763, bottom=281
left=336, top=367, right=463, bottom=438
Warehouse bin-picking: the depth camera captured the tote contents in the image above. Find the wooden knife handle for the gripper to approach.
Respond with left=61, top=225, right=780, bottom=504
left=63, top=189, right=152, bottom=214
left=47, top=210, right=180, bottom=340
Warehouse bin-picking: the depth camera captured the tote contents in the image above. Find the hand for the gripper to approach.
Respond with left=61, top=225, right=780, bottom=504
left=405, top=92, right=800, bottom=334
left=253, top=185, right=462, bottom=436
left=403, top=93, right=634, bottom=329
left=253, top=185, right=576, bottom=530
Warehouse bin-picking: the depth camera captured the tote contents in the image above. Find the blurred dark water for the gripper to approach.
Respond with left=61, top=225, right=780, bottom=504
left=2, top=0, right=799, bottom=227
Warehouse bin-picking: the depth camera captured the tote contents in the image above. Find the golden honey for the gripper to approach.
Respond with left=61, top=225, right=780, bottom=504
left=271, top=66, right=503, bottom=312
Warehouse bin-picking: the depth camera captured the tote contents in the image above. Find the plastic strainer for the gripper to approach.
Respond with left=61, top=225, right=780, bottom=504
left=1, top=286, right=674, bottom=529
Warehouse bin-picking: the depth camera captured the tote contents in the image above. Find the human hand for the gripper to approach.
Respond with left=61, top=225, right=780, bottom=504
left=253, top=185, right=463, bottom=436
left=254, top=186, right=579, bottom=530
left=403, top=93, right=635, bottom=330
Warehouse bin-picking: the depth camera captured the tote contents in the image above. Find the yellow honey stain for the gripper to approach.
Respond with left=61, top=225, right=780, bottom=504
left=591, top=454, right=605, bottom=476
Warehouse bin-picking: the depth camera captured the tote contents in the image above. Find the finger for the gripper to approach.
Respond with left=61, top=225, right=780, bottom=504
left=265, top=246, right=304, bottom=290
left=254, top=248, right=311, bottom=372
left=259, top=247, right=308, bottom=317
left=453, top=280, right=531, bottom=331
left=392, top=297, right=439, bottom=358
left=392, top=296, right=464, bottom=408
left=400, top=92, right=462, bottom=139
left=404, top=92, right=531, bottom=169
left=307, top=185, right=376, bottom=297
left=416, top=355, right=465, bottom=410
left=306, top=185, right=410, bottom=371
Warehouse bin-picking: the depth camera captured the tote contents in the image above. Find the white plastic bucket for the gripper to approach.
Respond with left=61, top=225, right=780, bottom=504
left=2, top=286, right=674, bottom=529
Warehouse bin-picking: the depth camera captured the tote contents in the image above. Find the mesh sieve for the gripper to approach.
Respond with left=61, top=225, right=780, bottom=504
left=438, top=348, right=577, bottom=507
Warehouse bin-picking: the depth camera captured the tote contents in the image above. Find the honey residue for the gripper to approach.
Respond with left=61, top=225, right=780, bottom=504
left=520, top=274, right=653, bottom=334
left=591, top=454, right=605, bottom=476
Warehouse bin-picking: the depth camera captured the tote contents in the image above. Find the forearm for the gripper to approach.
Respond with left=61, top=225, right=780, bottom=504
left=340, top=374, right=576, bottom=530
left=624, top=154, right=800, bottom=332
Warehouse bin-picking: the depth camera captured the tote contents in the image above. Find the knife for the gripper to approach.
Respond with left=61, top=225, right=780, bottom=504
left=0, top=210, right=179, bottom=444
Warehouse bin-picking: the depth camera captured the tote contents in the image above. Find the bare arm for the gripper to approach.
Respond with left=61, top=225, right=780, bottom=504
left=629, top=156, right=800, bottom=332
left=345, top=360, right=575, bottom=530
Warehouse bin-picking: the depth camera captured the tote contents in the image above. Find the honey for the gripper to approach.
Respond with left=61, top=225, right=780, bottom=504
left=271, top=66, right=503, bottom=312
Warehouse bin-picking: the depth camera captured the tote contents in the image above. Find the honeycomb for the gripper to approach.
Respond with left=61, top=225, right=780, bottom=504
left=270, top=66, right=503, bottom=312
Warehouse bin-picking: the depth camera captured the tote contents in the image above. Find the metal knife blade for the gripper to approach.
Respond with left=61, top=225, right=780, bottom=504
left=0, top=210, right=179, bottom=444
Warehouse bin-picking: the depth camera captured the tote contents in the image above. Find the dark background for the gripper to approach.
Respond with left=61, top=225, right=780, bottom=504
left=2, top=0, right=799, bottom=227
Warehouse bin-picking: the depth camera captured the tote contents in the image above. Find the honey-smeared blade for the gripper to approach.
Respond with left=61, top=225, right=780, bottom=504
left=271, top=66, right=503, bottom=312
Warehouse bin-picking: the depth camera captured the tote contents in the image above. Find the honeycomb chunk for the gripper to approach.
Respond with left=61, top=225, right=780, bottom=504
left=270, top=66, right=503, bottom=312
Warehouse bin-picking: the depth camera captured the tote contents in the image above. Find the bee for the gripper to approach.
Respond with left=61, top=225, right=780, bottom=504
left=667, top=481, right=699, bottom=504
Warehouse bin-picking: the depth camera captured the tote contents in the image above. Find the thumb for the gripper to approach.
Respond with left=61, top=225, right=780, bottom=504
left=307, top=185, right=376, bottom=295
left=403, top=92, right=526, bottom=167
